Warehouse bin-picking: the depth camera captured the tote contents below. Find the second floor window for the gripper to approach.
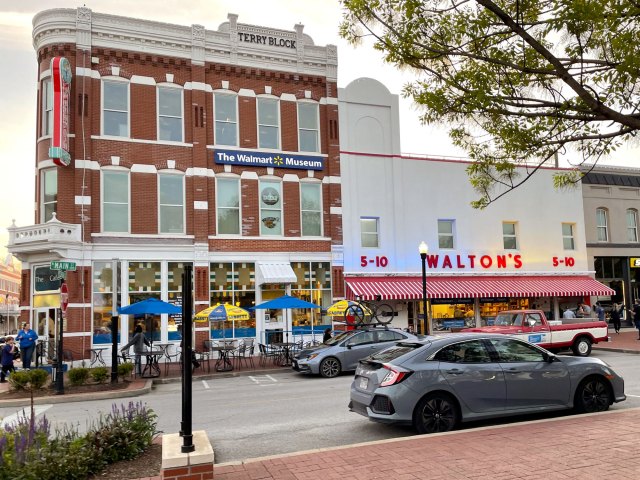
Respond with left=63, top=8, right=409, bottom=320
left=301, top=183, right=322, bottom=236
left=159, top=174, right=184, bottom=234
left=627, top=209, right=638, bottom=242
left=502, top=222, right=518, bottom=249
left=102, top=171, right=129, bottom=232
left=158, top=87, right=183, bottom=142
left=41, top=78, right=53, bottom=136
left=216, top=178, right=240, bottom=235
left=438, top=220, right=455, bottom=249
left=562, top=223, right=575, bottom=250
left=361, top=217, right=379, bottom=248
left=298, top=102, right=319, bottom=152
left=214, top=94, right=238, bottom=146
left=103, top=80, right=129, bottom=137
left=260, top=180, right=282, bottom=235
left=258, top=97, right=279, bottom=149
left=41, top=168, right=57, bottom=223
left=596, top=208, right=608, bottom=242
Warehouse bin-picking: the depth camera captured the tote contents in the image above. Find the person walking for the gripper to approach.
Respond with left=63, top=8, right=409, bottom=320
left=594, top=302, right=606, bottom=322
left=15, top=323, right=38, bottom=370
left=121, top=324, right=151, bottom=375
left=610, top=303, right=623, bottom=334
left=629, top=300, right=640, bottom=340
left=1, top=337, right=16, bottom=382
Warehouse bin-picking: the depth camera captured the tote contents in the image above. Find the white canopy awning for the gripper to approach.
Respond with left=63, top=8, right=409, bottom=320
left=255, top=262, right=297, bottom=285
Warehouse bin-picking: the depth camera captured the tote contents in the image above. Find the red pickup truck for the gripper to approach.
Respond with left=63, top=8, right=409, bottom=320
left=463, top=309, right=609, bottom=356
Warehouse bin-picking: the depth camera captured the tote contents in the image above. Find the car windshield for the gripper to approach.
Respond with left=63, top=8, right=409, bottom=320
left=324, top=331, right=353, bottom=346
left=368, top=343, right=422, bottom=362
left=494, top=313, right=522, bottom=326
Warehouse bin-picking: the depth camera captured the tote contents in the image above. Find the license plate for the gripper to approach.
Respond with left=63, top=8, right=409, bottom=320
left=359, top=377, right=369, bottom=389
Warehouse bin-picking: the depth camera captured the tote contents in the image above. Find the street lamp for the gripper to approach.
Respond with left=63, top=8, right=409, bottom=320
left=419, top=242, right=429, bottom=335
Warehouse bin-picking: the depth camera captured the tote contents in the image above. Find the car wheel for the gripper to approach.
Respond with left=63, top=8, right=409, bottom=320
left=574, top=376, right=612, bottom=413
left=572, top=336, right=592, bottom=356
left=413, top=393, right=460, bottom=434
left=319, top=357, right=341, bottom=378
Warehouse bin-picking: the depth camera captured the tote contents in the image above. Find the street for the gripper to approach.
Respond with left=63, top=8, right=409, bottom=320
left=1, top=350, right=639, bottom=464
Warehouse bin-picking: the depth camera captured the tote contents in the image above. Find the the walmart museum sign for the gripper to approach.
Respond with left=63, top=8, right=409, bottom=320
left=214, top=149, right=324, bottom=171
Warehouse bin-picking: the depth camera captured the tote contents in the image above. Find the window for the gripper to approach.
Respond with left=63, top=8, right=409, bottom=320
left=41, top=78, right=53, bottom=136
left=361, top=217, right=379, bottom=248
left=596, top=208, right=608, bottom=242
left=438, top=220, right=455, bottom=249
left=298, top=102, right=319, bottom=152
left=488, top=338, right=545, bottom=362
left=103, top=80, right=129, bottom=137
left=259, top=180, right=282, bottom=235
left=41, top=168, right=57, bottom=223
left=92, top=261, right=120, bottom=345
left=301, top=183, right=322, bottom=236
left=102, top=170, right=129, bottom=232
left=502, top=222, right=518, bottom=249
left=434, top=340, right=491, bottom=363
left=347, top=331, right=375, bottom=346
left=158, top=87, right=183, bottom=142
left=257, top=97, right=279, bottom=149
left=214, top=94, right=238, bottom=146
left=627, top=209, right=638, bottom=242
left=562, top=223, right=575, bottom=250
left=216, top=178, right=240, bottom=235
left=159, top=174, right=184, bottom=233
left=209, top=262, right=256, bottom=339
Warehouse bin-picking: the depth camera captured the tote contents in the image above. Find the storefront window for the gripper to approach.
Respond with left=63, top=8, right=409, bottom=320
left=92, top=261, right=120, bottom=345
left=127, top=262, right=161, bottom=342
left=479, top=298, right=510, bottom=326
left=431, top=299, right=475, bottom=330
left=167, top=262, right=191, bottom=341
left=290, top=262, right=331, bottom=336
left=209, top=262, right=256, bottom=339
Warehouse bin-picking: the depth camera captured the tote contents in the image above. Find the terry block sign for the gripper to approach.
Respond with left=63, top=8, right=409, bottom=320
left=48, top=57, right=72, bottom=166
left=214, top=149, right=324, bottom=171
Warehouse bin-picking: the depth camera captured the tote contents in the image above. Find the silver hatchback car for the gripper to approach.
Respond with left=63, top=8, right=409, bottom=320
left=349, top=333, right=625, bottom=433
left=293, top=327, right=421, bottom=378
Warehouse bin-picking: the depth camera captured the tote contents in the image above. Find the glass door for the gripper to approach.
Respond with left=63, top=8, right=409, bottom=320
left=35, top=308, right=58, bottom=365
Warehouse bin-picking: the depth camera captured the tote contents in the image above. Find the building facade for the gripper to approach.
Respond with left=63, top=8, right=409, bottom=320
left=8, top=7, right=342, bottom=361
left=339, top=78, right=613, bottom=333
left=582, top=165, right=640, bottom=324
left=0, top=254, right=21, bottom=335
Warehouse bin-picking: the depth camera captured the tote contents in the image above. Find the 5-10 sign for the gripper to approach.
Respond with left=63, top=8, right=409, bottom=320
left=552, top=256, right=575, bottom=267
left=361, top=255, right=389, bottom=268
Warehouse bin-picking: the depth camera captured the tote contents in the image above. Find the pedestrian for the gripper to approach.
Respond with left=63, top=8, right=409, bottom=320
left=594, top=302, right=606, bottom=322
left=610, top=303, right=623, bottom=334
left=577, top=302, right=592, bottom=318
left=15, top=323, right=38, bottom=370
left=563, top=306, right=576, bottom=319
left=628, top=300, right=640, bottom=340
left=1, top=337, right=16, bottom=382
left=121, top=324, right=151, bottom=375
left=323, top=327, right=332, bottom=343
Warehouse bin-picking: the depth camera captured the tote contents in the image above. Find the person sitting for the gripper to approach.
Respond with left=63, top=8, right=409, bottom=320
left=563, top=306, right=576, bottom=319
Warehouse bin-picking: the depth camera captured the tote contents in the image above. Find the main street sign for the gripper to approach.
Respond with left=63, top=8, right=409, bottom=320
left=50, top=261, right=76, bottom=271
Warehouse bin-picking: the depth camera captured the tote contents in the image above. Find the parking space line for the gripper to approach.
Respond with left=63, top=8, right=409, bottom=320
left=1, top=404, right=53, bottom=428
left=249, top=375, right=278, bottom=386
left=202, top=380, right=210, bottom=389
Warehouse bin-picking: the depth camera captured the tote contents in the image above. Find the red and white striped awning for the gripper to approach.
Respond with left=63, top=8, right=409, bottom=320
left=345, top=275, right=615, bottom=301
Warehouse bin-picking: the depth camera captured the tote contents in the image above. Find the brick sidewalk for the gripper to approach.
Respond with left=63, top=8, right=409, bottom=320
left=594, top=327, right=640, bottom=353
left=214, top=408, right=640, bottom=480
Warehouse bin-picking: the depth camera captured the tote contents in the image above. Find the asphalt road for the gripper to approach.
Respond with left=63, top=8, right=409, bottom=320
left=1, top=350, right=638, bottom=464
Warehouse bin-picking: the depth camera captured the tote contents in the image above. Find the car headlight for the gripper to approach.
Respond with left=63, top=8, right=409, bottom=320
left=307, top=353, right=319, bottom=360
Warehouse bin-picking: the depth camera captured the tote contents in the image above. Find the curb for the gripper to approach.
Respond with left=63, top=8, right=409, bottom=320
left=594, top=346, right=640, bottom=354
left=0, top=379, right=153, bottom=408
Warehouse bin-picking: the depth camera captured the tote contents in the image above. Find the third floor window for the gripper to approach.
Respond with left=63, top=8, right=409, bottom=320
left=627, top=209, right=638, bottom=242
left=298, top=102, right=319, bottom=152
left=596, top=208, right=608, bottom=242
left=438, top=220, right=455, bottom=249
left=41, top=78, right=53, bottom=136
left=214, top=94, right=238, bottom=146
left=102, top=80, right=129, bottom=137
left=158, top=87, right=183, bottom=142
left=257, top=97, right=279, bottom=149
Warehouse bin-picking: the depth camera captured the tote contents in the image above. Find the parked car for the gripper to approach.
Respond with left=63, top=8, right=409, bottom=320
left=293, top=327, right=421, bottom=378
left=349, top=333, right=625, bottom=434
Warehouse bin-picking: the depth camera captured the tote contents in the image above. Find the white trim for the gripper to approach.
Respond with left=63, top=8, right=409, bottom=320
left=238, top=88, right=256, bottom=97
left=330, top=206, right=342, bottom=215
left=194, top=201, right=208, bottom=210
left=90, top=135, right=193, bottom=147
left=111, top=155, right=120, bottom=166
left=167, top=160, right=176, bottom=170
left=91, top=233, right=195, bottom=239
left=240, top=171, right=259, bottom=180
left=39, top=68, right=51, bottom=81
left=205, top=144, right=328, bottom=158
left=323, top=176, right=342, bottom=184
left=186, top=167, right=211, bottom=177
left=131, top=164, right=157, bottom=173
left=221, top=80, right=229, bottom=90
left=130, top=75, right=156, bottom=85
left=76, top=67, right=100, bottom=79
left=38, top=159, right=57, bottom=169
left=62, top=332, right=92, bottom=338
left=184, top=81, right=210, bottom=91
left=75, top=159, right=101, bottom=170
left=282, top=174, right=300, bottom=182
left=75, top=195, right=92, bottom=205
left=208, top=235, right=332, bottom=241
left=323, top=97, right=339, bottom=105
left=281, top=93, right=296, bottom=102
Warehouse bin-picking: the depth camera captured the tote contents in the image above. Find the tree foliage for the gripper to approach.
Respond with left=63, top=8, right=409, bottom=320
left=340, top=0, right=640, bottom=207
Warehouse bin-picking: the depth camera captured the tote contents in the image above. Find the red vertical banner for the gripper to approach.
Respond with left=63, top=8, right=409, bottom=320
left=49, top=57, right=72, bottom=167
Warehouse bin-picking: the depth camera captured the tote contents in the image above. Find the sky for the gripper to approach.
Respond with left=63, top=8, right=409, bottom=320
left=1, top=0, right=638, bottom=258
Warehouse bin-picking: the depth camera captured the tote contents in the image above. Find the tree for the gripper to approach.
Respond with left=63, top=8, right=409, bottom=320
left=340, top=0, right=640, bottom=207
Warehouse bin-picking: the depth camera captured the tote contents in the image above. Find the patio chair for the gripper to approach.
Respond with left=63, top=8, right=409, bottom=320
left=163, top=344, right=181, bottom=376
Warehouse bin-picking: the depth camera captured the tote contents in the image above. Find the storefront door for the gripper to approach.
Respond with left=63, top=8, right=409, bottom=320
left=35, top=308, right=57, bottom=363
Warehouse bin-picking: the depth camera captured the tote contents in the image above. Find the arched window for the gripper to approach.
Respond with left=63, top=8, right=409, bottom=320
left=627, top=209, right=638, bottom=242
left=596, top=208, right=609, bottom=242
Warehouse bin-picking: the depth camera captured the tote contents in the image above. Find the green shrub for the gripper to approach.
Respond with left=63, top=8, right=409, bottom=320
left=68, top=367, right=90, bottom=386
left=117, top=362, right=134, bottom=380
left=90, top=366, right=109, bottom=384
left=8, top=370, right=30, bottom=390
left=29, top=368, right=49, bottom=389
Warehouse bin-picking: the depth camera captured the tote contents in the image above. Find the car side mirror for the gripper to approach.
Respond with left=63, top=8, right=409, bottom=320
left=527, top=319, right=536, bottom=327
left=543, top=352, right=557, bottom=363
left=345, top=343, right=353, bottom=349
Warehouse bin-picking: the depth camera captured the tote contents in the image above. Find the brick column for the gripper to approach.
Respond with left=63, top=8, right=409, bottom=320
left=161, top=430, right=214, bottom=480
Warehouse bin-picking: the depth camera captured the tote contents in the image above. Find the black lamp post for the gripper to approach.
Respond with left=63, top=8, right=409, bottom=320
left=419, top=241, right=429, bottom=335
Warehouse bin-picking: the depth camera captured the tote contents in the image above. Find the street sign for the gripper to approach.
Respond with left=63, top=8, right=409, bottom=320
left=50, top=261, right=76, bottom=271
left=60, top=282, right=69, bottom=315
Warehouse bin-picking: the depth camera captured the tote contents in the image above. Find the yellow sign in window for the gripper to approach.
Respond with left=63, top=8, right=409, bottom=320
left=630, top=258, right=640, bottom=269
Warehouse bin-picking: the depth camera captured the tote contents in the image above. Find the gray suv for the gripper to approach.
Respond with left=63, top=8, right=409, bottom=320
left=293, top=327, right=421, bottom=378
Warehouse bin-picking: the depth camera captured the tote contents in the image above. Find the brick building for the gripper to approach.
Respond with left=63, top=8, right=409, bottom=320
left=8, top=7, right=342, bottom=362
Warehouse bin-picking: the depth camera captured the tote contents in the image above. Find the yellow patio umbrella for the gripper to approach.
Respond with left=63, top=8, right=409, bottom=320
left=326, top=300, right=372, bottom=317
left=194, top=303, right=251, bottom=323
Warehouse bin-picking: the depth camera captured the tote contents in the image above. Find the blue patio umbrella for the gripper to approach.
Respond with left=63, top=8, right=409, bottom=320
left=118, top=298, right=181, bottom=348
left=251, top=295, right=321, bottom=342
